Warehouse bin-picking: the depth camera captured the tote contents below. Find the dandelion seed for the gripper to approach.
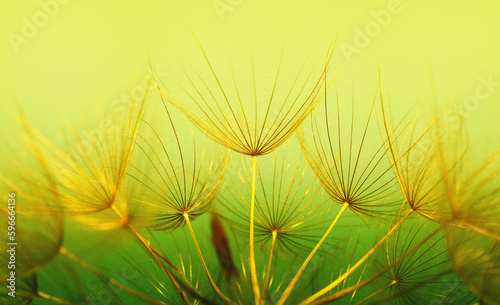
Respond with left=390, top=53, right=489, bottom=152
left=152, top=28, right=341, bottom=304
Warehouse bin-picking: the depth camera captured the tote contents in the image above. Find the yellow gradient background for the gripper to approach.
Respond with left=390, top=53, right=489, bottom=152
left=1, top=0, right=499, bottom=148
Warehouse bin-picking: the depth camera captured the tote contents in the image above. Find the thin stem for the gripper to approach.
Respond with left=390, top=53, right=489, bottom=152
left=353, top=280, right=396, bottom=305
left=462, top=220, right=500, bottom=242
left=125, top=224, right=192, bottom=305
left=109, top=204, right=181, bottom=270
left=298, top=209, right=414, bottom=305
left=150, top=245, right=181, bottom=273
left=249, top=155, right=261, bottom=304
left=59, top=248, right=167, bottom=305
left=109, top=195, right=215, bottom=304
left=109, top=204, right=209, bottom=304
left=309, top=224, right=443, bottom=305
left=183, top=213, right=236, bottom=305
left=36, top=291, right=73, bottom=305
left=261, top=230, right=278, bottom=304
left=276, top=202, right=349, bottom=305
